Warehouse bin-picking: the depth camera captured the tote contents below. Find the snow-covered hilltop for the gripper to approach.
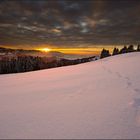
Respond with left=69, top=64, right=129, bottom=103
left=0, top=52, right=140, bottom=139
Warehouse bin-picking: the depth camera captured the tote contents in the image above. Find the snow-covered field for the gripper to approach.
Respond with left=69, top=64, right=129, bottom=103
left=0, top=52, right=140, bottom=139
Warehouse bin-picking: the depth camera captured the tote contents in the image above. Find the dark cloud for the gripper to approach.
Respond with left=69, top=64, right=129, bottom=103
left=0, top=0, right=140, bottom=48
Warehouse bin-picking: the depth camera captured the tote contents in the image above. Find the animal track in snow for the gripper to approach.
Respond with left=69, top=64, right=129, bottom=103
left=132, top=98, right=140, bottom=126
left=134, top=88, right=140, bottom=93
left=127, top=81, right=132, bottom=86
left=116, top=72, right=122, bottom=78
left=102, top=65, right=137, bottom=94
left=124, top=76, right=130, bottom=80
left=132, top=98, right=140, bottom=108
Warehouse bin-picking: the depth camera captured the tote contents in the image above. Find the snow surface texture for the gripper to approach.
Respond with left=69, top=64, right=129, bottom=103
left=0, top=52, right=140, bottom=139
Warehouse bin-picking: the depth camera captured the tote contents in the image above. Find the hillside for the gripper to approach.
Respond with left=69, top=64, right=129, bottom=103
left=0, top=52, right=140, bottom=139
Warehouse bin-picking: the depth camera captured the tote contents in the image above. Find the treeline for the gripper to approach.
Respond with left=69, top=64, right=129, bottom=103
left=100, top=44, right=140, bottom=58
left=0, top=56, right=95, bottom=74
left=0, top=56, right=46, bottom=74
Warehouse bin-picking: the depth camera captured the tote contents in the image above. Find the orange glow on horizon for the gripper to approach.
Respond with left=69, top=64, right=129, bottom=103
left=40, top=47, right=113, bottom=55
left=33, top=44, right=114, bottom=55
left=36, top=48, right=51, bottom=52
left=1, top=44, right=115, bottom=55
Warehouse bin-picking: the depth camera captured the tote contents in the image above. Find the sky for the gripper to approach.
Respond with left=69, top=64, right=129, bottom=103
left=0, top=0, right=140, bottom=54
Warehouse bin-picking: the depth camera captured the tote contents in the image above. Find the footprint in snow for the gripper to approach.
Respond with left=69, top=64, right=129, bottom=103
left=134, top=88, right=140, bottom=93
left=127, top=81, right=132, bottom=86
left=107, top=69, right=112, bottom=73
left=132, top=98, right=140, bottom=108
left=102, top=65, right=113, bottom=74
left=116, top=72, right=122, bottom=78
left=133, top=88, right=140, bottom=97
left=125, top=76, right=130, bottom=80
left=131, top=98, right=140, bottom=126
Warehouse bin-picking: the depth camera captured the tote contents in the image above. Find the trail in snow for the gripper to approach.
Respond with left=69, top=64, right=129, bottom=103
left=101, top=55, right=140, bottom=128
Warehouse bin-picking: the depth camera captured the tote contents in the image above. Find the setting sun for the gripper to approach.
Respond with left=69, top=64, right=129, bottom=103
left=42, top=48, right=51, bottom=52
left=37, top=48, right=51, bottom=52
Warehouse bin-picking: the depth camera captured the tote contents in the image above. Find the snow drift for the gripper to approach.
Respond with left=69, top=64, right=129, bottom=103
left=0, top=52, right=140, bottom=139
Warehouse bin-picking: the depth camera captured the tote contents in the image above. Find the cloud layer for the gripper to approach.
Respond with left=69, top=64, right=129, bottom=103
left=0, top=0, right=140, bottom=48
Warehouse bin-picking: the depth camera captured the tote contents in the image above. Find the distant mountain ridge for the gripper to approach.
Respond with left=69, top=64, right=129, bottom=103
left=0, top=47, right=64, bottom=57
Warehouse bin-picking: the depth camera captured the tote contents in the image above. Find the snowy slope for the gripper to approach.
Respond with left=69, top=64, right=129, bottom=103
left=0, top=52, right=140, bottom=139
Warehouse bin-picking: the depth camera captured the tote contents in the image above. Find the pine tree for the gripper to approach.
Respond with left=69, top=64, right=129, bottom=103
left=127, top=45, right=134, bottom=52
left=137, top=44, right=140, bottom=51
left=119, top=46, right=128, bottom=54
left=112, top=47, right=119, bottom=55
left=100, top=48, right=111, bottom=58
